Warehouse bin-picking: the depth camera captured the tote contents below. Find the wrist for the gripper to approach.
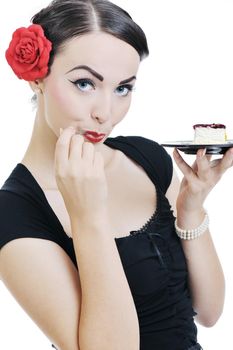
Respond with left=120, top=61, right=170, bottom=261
left=70, top=210, right=110, bottom=232
left=176, top=207, right=206, bottom=229
left=175, top=209, right=209, bottom=240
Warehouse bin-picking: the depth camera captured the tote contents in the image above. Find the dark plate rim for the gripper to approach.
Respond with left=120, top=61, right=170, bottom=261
left=161, top=140, right=233, bottom=148
left=161, top=140, right=233, bottom=154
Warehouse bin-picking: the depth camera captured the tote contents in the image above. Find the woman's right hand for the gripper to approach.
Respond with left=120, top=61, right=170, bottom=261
left=54, top=126, right=109, bottom=225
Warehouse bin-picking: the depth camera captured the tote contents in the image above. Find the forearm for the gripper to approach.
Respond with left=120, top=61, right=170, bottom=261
left=177, top=208, right=225, bottom=327
left=71, top=216, right=140, bottom=350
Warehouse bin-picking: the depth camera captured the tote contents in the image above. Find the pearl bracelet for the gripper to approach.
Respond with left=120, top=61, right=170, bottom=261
left=174, top=211, right=209, bottom=240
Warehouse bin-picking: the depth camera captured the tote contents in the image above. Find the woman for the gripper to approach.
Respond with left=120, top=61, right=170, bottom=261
left=0, top=0, right=232, bottom=349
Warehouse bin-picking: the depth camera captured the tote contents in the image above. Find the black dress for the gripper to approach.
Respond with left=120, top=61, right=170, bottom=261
left=0, top=136, right=202, bottom=350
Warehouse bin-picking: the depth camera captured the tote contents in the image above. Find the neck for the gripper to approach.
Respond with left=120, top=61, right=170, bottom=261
left=21, top=113, right=59, bottom=188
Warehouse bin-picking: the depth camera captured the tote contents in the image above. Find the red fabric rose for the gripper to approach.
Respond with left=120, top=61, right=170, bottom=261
left=5, top=24, right=52, bottom=81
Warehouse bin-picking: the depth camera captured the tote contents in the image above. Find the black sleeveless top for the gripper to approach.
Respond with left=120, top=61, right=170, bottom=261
left=0, top=136, right=200, bottom=350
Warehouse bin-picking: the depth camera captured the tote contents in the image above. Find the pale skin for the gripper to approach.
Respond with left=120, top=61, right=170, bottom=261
left=1, top=31, right=233, bottom=349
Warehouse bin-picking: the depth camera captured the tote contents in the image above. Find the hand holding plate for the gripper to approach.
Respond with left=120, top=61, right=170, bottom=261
left=173, top=147, right=233, bottom=214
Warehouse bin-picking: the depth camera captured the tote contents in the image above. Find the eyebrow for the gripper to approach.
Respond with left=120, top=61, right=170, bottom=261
left=66, top=65, right=136, bottom=85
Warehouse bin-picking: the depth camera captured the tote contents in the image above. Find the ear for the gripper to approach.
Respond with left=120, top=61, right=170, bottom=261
left=29, top=79, right=44, bottom=94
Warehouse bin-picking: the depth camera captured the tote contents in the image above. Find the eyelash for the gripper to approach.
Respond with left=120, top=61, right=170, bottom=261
left=71, top=78, right=95, bottom=90
left=70, top=78, right=135, bottom=97
left=116, top=84, right=135, bottom=96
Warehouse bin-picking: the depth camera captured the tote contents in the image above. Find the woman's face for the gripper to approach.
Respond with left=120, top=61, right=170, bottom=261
left=39, top=32, right=140, bottom=143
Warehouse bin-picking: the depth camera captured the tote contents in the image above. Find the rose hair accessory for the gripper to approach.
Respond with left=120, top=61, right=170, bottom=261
left=5, top=24, right=52, bottom=81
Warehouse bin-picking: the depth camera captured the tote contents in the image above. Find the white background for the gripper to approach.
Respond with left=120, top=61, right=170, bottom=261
left=0, top=0, right=233, bottom=349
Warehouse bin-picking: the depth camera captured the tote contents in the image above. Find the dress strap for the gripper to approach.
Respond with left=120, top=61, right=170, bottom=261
left=104, top=135, right=173, bottom=194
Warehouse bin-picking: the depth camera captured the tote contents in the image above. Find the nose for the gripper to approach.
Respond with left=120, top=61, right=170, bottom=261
left=91, top=91, right=112, bottom=123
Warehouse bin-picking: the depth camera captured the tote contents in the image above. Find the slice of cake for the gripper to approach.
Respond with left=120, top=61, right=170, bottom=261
left=193, top=123, right=227, bottom=144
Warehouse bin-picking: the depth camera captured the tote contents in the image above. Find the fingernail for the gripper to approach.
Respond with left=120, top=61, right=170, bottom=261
left=199, top=148, right=206, bottom=157
left=68, top=126, right=76, bottom=132
left=59, top=128, right=63, bottom=136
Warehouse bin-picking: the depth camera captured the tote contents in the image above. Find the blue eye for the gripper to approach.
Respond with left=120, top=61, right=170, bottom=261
left=115, top=84, right=134, bottom=97
left=71, top=79, right=95, bottom=92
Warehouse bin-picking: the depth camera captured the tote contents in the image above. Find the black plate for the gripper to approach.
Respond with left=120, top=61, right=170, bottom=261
left=161, top=140, right=233, bottom=154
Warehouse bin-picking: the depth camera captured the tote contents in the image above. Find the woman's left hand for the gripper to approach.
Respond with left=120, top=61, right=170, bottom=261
left=173, top=147, right=233, bottom=213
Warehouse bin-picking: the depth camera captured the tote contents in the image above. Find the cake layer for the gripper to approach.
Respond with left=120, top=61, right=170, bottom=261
left=193, top=123, right=227, bottom=144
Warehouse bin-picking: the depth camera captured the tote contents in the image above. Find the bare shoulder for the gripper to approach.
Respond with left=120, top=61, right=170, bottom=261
left=0, top=238, right=81, bottom=350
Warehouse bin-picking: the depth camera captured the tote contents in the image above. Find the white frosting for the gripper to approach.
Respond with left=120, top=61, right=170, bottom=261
left=194, top=127, right=226, bottom=144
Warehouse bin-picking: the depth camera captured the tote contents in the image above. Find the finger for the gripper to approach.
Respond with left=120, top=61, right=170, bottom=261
left=81, top=140, right=96, bottom=164
left=206, top=154, right=212, bottom=162
left=191, top=158, right=198, bottom=172
left=192, top=152, right=212, bottom=172
left=173, top=148, right=196, bottom=180
left=69, top=134, right=85, bottom=162
left=209, top=158, right=221, bottom=168
left=93, top=151, right=104, bottom=173
left=218, top=147, right=233, bottom=173
left=195, top=148, right=211, bottom=180
left=55, top=126, right=76, bottom=171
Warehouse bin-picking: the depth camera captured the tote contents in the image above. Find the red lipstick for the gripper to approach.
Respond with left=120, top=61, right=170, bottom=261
left=84, top=131, right=106, bottom=143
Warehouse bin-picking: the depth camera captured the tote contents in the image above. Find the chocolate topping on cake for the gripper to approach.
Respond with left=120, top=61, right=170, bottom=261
left=193, top=123, right=226, bottom=129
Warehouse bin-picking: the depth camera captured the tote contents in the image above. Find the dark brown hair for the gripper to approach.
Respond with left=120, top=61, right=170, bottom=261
left=32, top=0, right=149, bottom=71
